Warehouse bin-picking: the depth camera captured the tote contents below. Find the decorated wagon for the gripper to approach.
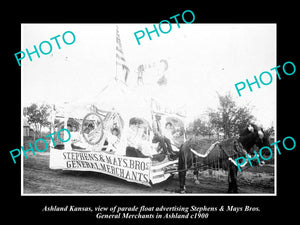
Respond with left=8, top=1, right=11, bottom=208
left=49, top=81, right=186, bottom=186
left=49, top=26, right=187, bottom=186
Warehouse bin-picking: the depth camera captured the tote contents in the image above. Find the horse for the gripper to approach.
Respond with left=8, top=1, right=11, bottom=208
left=178, top=124, right=270, bottom=193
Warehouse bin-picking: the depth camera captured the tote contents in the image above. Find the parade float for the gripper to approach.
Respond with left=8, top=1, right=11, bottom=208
left=49, top=26, right=186, bottom=186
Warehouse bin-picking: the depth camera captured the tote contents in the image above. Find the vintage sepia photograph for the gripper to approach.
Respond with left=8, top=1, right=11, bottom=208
left=21, top=23, right=276, bottom=195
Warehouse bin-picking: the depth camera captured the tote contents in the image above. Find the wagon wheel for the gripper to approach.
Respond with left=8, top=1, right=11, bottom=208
left=82, top=112, right=104, bottom=145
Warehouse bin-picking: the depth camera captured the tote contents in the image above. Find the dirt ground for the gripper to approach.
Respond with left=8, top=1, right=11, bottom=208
left=23, top=149, right=274, bottom=195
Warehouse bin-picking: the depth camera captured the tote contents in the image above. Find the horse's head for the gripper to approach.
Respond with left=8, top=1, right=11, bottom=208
left=238, top=124, right=270, bottom=154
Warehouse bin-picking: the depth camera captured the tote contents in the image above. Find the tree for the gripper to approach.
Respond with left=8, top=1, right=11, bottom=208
left=208, top=92, right=254, bottom=139
left=207, top=110, right=223, bottom=139
left=24, top=103, right=52, bottom=138
left=188, top=118, right=214, bottom=138
left=190, top=118, right=205, bottom=136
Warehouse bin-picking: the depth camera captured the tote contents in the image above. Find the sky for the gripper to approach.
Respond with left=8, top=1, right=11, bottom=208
left=21, top=23, right=276, bottom=128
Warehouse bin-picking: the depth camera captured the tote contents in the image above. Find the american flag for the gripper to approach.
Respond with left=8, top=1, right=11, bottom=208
left=116, top=26, right=130, bottom=83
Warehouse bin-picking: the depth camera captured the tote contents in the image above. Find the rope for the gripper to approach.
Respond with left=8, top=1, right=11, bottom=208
left=168, top=138, right=253, bottom=174
left=190, top=141, right=220, bottom=158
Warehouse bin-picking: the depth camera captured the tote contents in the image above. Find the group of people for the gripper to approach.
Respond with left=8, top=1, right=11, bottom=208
left=126, top=118, right=178, bottom=162
left=67, top=123, right=121, bottom=152
left=66, top=117, right=179, bottom=162
left=67, top=124, right=88, bottom=149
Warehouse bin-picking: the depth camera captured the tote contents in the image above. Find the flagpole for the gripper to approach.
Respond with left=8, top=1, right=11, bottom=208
left=115, top=25, right=130, bottom=84
left=115, top=25, right=118, bottom=82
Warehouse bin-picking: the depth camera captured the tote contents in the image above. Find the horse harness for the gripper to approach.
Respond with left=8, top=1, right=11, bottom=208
left=217, top=138, right=249, bottom=169
left=191, top=138, right=248, bottom=171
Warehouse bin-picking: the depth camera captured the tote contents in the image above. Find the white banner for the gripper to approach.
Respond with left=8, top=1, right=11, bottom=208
left=50, top=148, right=152, bottom=186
